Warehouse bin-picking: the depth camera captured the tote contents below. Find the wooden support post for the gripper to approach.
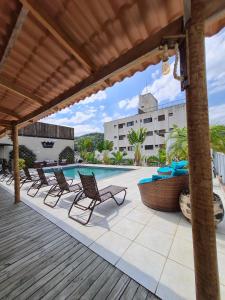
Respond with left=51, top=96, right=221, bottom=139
left=185, top=0, right=220, bottom=299
left=12, top=124, right=20, bottom=203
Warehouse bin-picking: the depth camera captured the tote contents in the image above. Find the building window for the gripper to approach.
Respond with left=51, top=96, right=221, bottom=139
left=118, top=123, right=125, bottom=129
left=145, top=145, right=154, bottom=150
left=119, top=135, right=126, bottom=140
left=143, top=117, right=152, bottom=123
left=158, top=114, right=165, bottom=121
left=168, top=112, right=173, bottom=117
left=146, top=131, right=153, bottom=136
left=128, top=146, right=134, bottom=151
left=119, top=147, right=126, bottom=151
left=114, top=136, right=117, bottom=139
left=114, top=147, right=117, bottom=150
left=114, top=124, right=117, bottom=128
left=140, top=119, right=142, bottom=122
left=169, top=127, right=174, bottom=132
left=127, top=121, right=134, bottom=127
left=155, top=144, right=159, bottom=147
left=158, top=129, right=166, bottom=137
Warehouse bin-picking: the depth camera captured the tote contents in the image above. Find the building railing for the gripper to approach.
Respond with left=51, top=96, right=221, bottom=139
left=213, top=152, right=225, bottom=184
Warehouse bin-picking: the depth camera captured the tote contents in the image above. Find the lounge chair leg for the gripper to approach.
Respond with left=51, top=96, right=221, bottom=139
left=112, top=189, right=126, bottom=206
left=27, top=182, right=41, bottom=197
left=44, top=190, right=63, bottom=208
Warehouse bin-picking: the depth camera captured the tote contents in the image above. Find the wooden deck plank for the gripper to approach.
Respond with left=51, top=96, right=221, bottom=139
left=80, top=264, right=117, bottom=299
left=0, top=187, right=159, bottom=300
left=120, top=279, right=140, bottom=300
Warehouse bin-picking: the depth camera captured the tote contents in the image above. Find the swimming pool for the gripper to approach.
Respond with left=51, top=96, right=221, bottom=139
left=46, top=165, right=134, bottom=180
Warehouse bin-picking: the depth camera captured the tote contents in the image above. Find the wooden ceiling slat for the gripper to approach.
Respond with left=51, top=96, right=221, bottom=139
left=0, top=107, right=20, bottom=119
left=0, top=75, right=45, bottom=106
left=19, top=0, right=96, bottom=72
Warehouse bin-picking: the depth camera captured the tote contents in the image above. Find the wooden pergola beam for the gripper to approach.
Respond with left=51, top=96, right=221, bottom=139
left=19, top=0, right=95, bottom=72
left=0, top=76, right=45, bottom=106
left=0, top=107, right=20, bottom=120
left=0, top=120, right=13, bottom=127
left=16, top=17, right=183, bottom=126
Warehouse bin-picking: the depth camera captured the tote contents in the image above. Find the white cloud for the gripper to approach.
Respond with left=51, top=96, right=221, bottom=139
left=42, top=110, right=95, bottom=126
left=209, top=103, right=225, bottom=125
left=205, top=30, right=225, bottom=95
left=142, top=61, right=181, bottom=102
left=79, top=90, right=107, bottom=105
left=74, top=124, right=102, bottom=136
left=99, top=105, right=105, bottom=111
left=118, top=95, right=139, bottom=110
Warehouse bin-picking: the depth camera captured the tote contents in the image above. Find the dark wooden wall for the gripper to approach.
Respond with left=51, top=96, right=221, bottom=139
left=19, top=122, right=74, bottom=140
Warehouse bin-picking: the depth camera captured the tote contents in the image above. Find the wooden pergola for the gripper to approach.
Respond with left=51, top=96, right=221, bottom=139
left=0, top=0, right=225, bottom=298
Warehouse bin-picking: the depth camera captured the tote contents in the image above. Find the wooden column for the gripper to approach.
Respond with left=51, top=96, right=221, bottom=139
left=12, top=124, right=20, bottom=203
left=185, top=0, right=220, bottom=299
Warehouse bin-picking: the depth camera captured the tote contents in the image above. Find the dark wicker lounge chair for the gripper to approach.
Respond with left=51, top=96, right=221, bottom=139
left=0, top=164, right=11, bottom=182
left=138, top=174, right=189, bottom=212
left=68, top=172, right=127, bottom=225
left=20, top=167, right=39, bottom=187
left=43, top=168, right=82, bottom=208
left=27, top=168, right=58, bottom=197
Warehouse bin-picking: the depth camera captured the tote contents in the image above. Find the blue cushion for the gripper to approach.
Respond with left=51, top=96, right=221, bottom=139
left=157, top=166, right=173, bottom=174
left=172, top=169, right=189, bottom=176
left=170, top=160, right=188, bottom=169
left=138, top=177, right=153, bottom=184
left=152, top=174, right=172, bottom=181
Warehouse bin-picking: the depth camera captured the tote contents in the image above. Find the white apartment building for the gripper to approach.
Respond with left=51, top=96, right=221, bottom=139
left=104, top=93, right=186, bottom=158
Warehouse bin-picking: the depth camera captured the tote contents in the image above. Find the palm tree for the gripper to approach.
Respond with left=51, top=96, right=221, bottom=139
left=97, top=140, right=113, bottom=152
left=167, top=125, right=225, bottom=162
left=127, top=128, right=147, bottom=165
left=167, top=126, right=188, bottom=162
left=112, top=151, right=127, bottom=165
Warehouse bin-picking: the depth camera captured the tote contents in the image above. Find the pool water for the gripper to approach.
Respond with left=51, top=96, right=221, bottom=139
left=46, top=165, right=133, bottom=181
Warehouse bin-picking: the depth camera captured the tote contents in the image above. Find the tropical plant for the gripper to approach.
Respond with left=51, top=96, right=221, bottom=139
left=111, top=151, right=127, bottom=165
left=78, top=137, right=94, bottom=153
left=122, top=158, right=134, bottom=166
left=127, top=128, right=147, bottom=165
left=167, top=126, right=188, bottom=162
left=210, top=125, right=225, bottom=153
left=18, top=158, right=25, bottom=170
left=146, top=155, right=159, bottom=166
left=59, top=146, right=74, bottom=164
left=158, top=145, right=167, bottom=165
left=97, top=140, right=114, bottom=152
left=167, top=124, right=225, bottom=162
left=102, top=151, right=111, bottom=164
left=85, top=152, right=100, bottom=164
left=9, top=145, right=36, bottom=167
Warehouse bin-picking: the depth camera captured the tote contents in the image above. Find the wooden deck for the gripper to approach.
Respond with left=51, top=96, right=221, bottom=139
left=0, top=187, right=159, bottom=300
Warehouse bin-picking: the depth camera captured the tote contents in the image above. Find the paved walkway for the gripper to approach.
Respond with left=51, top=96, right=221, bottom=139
left=0, top=187, right=158, bottom=299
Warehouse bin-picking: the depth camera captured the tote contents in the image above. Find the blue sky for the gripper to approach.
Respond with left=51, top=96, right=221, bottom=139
left=42, top=28, right=225, bottom=136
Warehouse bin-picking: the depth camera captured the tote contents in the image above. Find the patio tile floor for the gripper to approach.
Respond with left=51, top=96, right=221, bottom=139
left=1, top=165, right=225, bottom=299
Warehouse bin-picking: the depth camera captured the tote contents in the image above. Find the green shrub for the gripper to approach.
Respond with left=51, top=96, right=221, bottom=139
left=122, top=158, right=134, bottom=166
left=59, top=146, right=74, bottom=164
left=19, top=159, right=25, bottom=170
left=146, top=155, right=159, bottom=166
left=9, top=145, right=36, bottom=168
left=85, top=152, right=100, bottom=164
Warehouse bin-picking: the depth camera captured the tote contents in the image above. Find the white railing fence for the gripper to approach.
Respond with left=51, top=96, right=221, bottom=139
left=213, top=152, right=225, bottom=184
